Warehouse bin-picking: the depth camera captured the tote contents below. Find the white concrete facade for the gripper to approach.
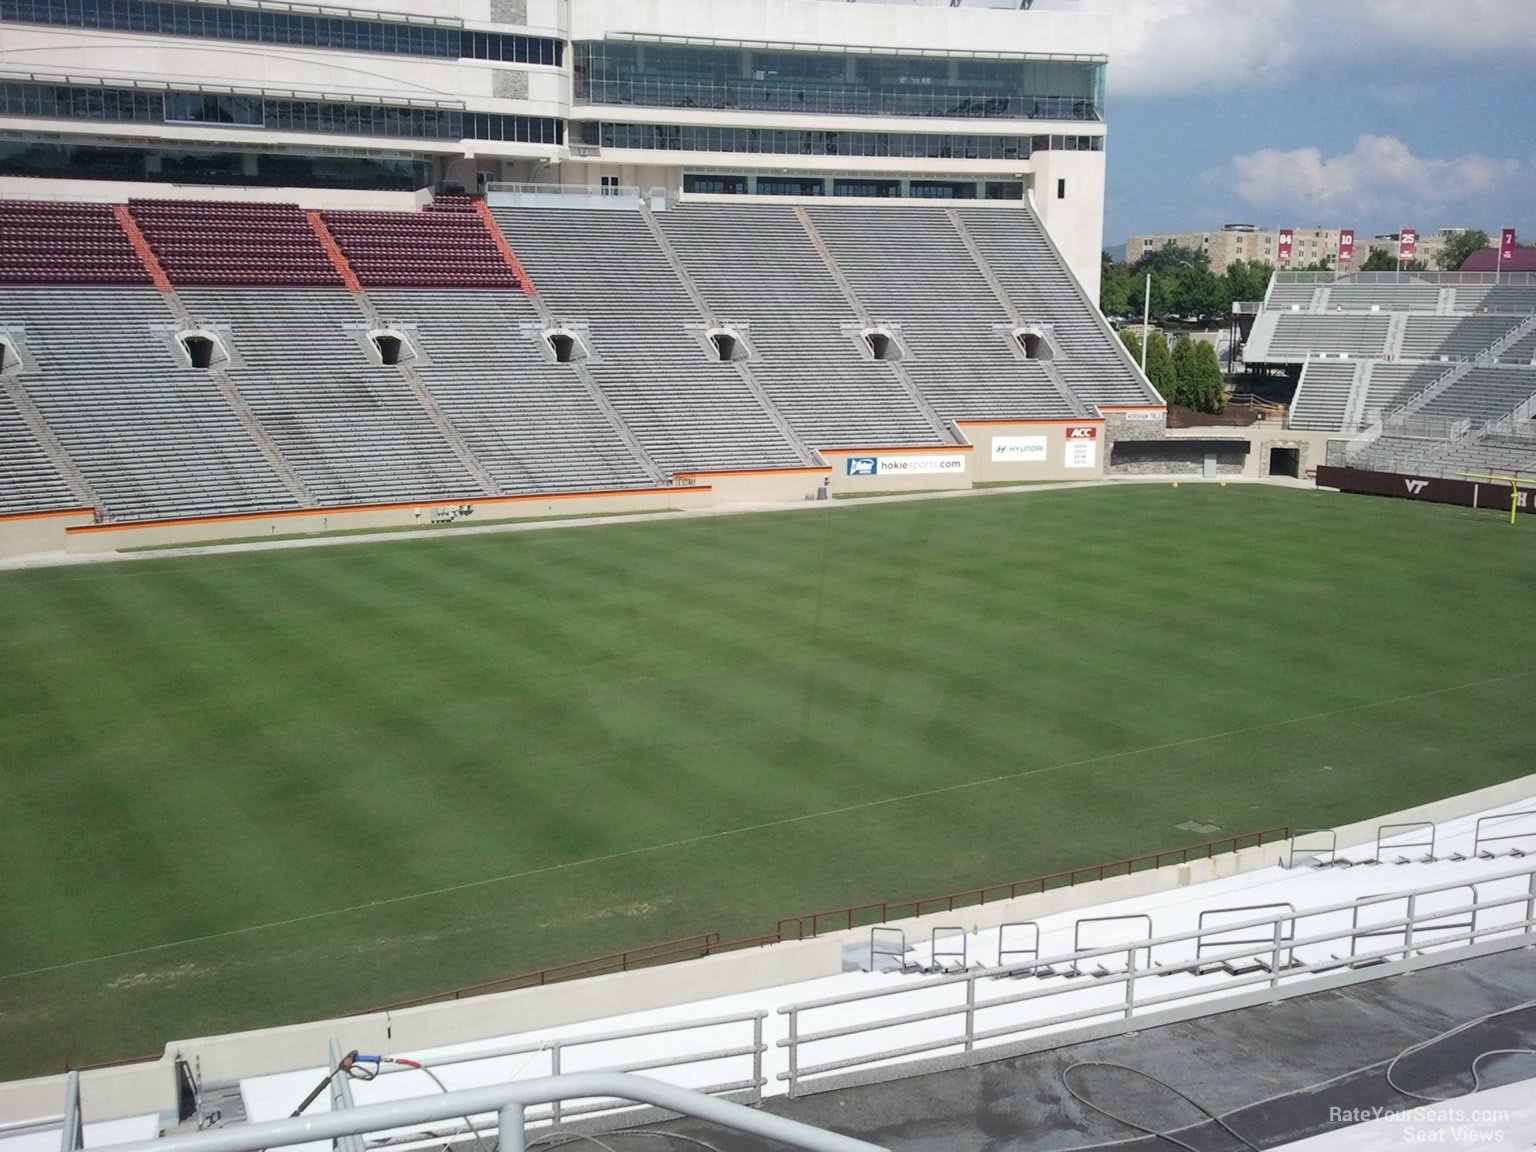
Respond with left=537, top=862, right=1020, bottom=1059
left=0, top=0, right=1110, bottom=288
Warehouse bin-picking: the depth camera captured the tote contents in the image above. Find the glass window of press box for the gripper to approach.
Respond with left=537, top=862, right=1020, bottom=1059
left=0, top=0, right=562, bottom=65
left=583, top=122, right=1034, bottom=160
left=0, top=81, right=564, bottom=144
left=573, top=42, right=1104, bottom=122
left=0, top=139, right=432, bottom=190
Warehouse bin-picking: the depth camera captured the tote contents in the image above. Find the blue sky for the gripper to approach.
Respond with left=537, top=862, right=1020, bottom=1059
left=1031, top=0, right=1536, bottom=248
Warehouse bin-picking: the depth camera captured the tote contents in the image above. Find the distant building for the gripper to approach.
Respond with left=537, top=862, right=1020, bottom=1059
left=1125, top=225, right=1345, bottom=270
left=1126, top=225, right=1498, bottom=270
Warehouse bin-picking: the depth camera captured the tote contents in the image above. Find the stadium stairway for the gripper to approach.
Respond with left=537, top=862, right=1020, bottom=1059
left=806, top=205, right=1075, bottom=422
left=637, top=203, right=816, bottom=460
left=956, top=206, right=1158, bottom=410
left=0, top=377, right=92, bottom=514
left=490, top=205, right=814, bottom=477
left=943, top=210, right=1087, bottom=415
left=658, top=202, right=953, bottom=451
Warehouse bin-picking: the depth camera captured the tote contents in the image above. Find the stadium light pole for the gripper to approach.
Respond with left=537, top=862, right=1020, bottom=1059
left=1140, top=272, right=1151, bottom=373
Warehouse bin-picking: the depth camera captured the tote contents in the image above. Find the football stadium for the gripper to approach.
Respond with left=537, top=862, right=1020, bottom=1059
left=2, top=0, right=1536, bottom=1149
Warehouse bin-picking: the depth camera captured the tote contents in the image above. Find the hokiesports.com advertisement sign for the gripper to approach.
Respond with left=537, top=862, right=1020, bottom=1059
left=1064, top=426, right=1099, bottom=469
left=845, top=454, right=967, bottom=476
left=991, top=436, right=1048, bottom=463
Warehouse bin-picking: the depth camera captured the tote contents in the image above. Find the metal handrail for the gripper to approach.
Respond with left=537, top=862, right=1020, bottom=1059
left=775, top=862, right=1536, bottom=1092
left=99, top=1073, right=886, bottom=1152
left=362, top=1010, right=768, bottom=1123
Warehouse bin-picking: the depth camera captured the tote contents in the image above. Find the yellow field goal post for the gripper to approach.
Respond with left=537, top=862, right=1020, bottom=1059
left=1457, top=470, right=1535, bottom=525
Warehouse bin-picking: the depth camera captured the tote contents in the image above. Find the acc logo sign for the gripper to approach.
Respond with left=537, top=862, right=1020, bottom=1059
left=1403, top=479, right=1429, bottom=495
left=1066, top=426, right=1099, bottom=440
left=847, top=457, right=878, bottom=476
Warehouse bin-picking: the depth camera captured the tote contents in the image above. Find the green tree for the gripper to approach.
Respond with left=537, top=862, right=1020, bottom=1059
left=1437, top=229, right=1491, bottom=270
left=1119, top=326, right=1143, bottom=365
left=1131, top=243, right=1210, bottom=276
left=1099, top=252, right=1132, bottom=315
left=1171, top=335, right=1198, bottom=408
left=1225, top=259, right=1274, bottom=305
left=1192, top=340, right=1227, bottom=414
left=1144, top=331, right=1178, bottom=404
left=1361, top=247, right=1429, bottom=272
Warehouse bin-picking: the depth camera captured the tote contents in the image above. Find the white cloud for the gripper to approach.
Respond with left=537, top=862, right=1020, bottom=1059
left=1028, top=0, right=1536, bottom=96
left=1225, top=135, right=1522, bottom=222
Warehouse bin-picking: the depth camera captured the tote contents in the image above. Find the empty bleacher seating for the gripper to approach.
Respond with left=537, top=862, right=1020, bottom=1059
left=491, top=206, right=809, bottom=475
left=1265, top=312, right=1390, bottom=358
left=807, top=206, right=1072, bottom=420
left=1419, top=366, right=1536, bottom=426
left=0, top=289, right=298, bottom=520
left=0, top=199, right=151, bottom=286
left=320, top=200, right=520, bottom=290
left=1265, top=281, right=1317, bottom=310
left=1434, top=433, right=1536, bottom=477
left=1288, top=361, right=1358, bottom=431
left=0, top=387, right=77, bottom=515
left=128, top=200, right=344, bottom=287
left=659, top=203, right=948, bottom=449
left=1361, top=364, right=1448, bottom=422
left=179, top=289, right=482, bottom=506
left=368, top=289, right=657, bottom=493
left=1326, top=281, right=1440, bottom=311
left=1399, top=315, right=1523, bottom=360
left=958, top=207, right=1157, bottom=409
left=1496, top=327, right=1536, bottom=365
left=1454, top=285, right=1536, bottom=314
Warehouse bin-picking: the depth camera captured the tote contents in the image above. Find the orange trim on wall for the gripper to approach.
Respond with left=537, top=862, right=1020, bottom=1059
left=111, top=205, right=173, bottom=292
left=474, top=199, right=536, bottom=295
left=1097, top=406, right=1168, bottom=414
left=954, top=418, right=1106, bottom=428
left=305, top=212, right=363, bottom=294
left=672, top=466, right=830, bottom=479
left=818, top=444, right=973, bottom=454
left=66, top=486, right=705, bottom=534
left=0, top=506, right=95, bottom=524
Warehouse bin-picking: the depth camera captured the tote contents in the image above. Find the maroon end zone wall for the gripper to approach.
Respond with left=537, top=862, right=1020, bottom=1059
left=1317, top=466, right=1536, bottom=513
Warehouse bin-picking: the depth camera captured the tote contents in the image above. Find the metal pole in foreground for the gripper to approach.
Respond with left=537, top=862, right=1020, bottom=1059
left=1141, top=272, right=1151, bottom=375
left=499, top=1103, right=527, bottom=1152
left=101, top=1073, right=889, bottom=1152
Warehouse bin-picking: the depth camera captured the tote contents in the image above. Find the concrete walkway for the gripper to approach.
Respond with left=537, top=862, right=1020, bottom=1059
left=0, top=476, right=1319, bottom=573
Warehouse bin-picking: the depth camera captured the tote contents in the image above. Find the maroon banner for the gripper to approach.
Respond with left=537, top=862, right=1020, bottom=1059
left=1399, top=228, right=1418, bottom=261
left=1338, top=229, right=1355, bottom=265
left=1502, top=228, right=1519, bottom=264
left=1278, top=228, right=1294, bottom=264
left=1317, top=466, right=1536, bottom=512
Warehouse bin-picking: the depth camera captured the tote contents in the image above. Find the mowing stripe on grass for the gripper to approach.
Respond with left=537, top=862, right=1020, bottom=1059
left=5, top=663, right=1529, bottom=985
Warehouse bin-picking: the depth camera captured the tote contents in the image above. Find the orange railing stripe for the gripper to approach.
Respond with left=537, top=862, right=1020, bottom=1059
left=111, top=205, right=173, bottom=293
left=305, top=211, right=363, bottom=294
left=474, top=198, right=535, bottom=294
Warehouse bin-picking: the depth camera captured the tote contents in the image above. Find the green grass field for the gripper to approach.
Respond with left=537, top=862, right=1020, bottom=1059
left=2, top=484, right=1534, bottom=1079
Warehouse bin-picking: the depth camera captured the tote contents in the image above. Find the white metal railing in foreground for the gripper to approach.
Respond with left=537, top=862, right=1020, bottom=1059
left=363, top=1010, right=768, bottom=1127
left=777, top=861, right=1536, bottom=1096
left=100, top=1074, right=885, bottom=1152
